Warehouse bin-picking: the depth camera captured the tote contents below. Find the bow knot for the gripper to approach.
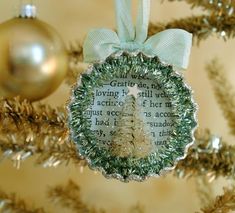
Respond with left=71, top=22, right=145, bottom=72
left=117, top=42, right=145, bottom=52
left=83, top=0, right=192, bottom=70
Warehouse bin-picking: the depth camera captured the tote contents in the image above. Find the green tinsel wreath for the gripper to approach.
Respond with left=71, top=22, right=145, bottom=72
left=68, top=52, right=197, bottom=182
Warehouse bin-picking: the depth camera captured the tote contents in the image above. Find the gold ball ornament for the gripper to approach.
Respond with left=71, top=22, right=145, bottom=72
left=0, top=5, right=68, bottom=101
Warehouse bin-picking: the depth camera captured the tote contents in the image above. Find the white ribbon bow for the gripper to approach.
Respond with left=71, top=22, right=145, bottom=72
left=83, top=0, right=192, bottom=70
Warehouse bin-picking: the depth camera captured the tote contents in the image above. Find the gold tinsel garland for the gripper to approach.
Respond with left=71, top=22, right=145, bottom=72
left=0, top=97, right=84, bottom=168
left=0, top=188, right=46, bottom=213
left=206, top=59, right=235, bottom=136
left=200, top=187, right=235, bottom=213
left=0, top=180, right=234, bottom=213
left=148, top=14, right=235, bottom=43
left=66, top=42, right=84, bottom=85
left=0, top=96, right=234, bottom=179
left=175, top=129, right=235, bottom=180
left=0, top=180, right=145, bottom=213
left=169, top=0, right=235, bottom=13
left=67, top=14, right=235, bottom=65
left=48, top=180, right=105, bottom=213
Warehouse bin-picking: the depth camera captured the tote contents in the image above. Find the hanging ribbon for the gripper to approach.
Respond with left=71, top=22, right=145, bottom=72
left=83, top=0, right=192, bottom=70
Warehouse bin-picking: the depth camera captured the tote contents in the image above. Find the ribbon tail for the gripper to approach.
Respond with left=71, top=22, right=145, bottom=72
left=83, top=29, right=120, bottom=62
left=135, top=0, right=150, bottom=43
left=144, top=29, right=192, bottom=70
left=115, top=0, right=135, bottom=42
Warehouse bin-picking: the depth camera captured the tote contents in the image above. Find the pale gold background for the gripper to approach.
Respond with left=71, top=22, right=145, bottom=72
left=0, top=1, right=234, bottom=212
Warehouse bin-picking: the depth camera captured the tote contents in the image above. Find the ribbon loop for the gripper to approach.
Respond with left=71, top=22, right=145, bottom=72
left=144, top=29, right=192, bottom=69
left=83, top=0, right=192, bottom=70
left=83, top=29, right=120, bottom=63
left=135, top=0, right=150, bottom=43
left=115, top=0, right=135, bottom=42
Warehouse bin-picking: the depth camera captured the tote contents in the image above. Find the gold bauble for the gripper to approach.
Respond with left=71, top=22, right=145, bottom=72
left=0, top=17, right=68, bottom=101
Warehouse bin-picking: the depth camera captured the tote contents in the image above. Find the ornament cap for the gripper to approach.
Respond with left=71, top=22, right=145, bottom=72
left=19, top=4, right=37, bottom=18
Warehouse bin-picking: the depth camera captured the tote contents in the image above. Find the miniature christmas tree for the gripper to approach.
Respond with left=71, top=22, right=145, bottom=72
left=110, top=85, right=153, bottom=158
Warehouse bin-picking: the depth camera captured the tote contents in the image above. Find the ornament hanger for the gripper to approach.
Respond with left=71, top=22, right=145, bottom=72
left=17, top=0, right=36, bottom=18
left=84, top=0, right=192, bottom=70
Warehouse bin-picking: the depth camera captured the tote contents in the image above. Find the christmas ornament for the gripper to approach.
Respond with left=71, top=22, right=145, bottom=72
left=68, top=0, right=197, bottom=182
left=0, top=4, right=68, bottom=101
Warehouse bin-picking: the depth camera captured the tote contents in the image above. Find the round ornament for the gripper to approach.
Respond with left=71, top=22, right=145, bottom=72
left=0, top=4, right=68, bottom=101
left=68, top=0, right=197, bottom=182
left=69, top=52, right=197, bottom=182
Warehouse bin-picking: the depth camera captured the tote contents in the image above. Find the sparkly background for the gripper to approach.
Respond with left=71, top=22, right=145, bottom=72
left=0, top=0, right=234, bottom=212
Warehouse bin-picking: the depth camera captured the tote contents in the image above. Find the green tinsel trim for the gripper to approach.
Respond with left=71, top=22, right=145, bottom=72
left=68, top=52, right=197, bottom=182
